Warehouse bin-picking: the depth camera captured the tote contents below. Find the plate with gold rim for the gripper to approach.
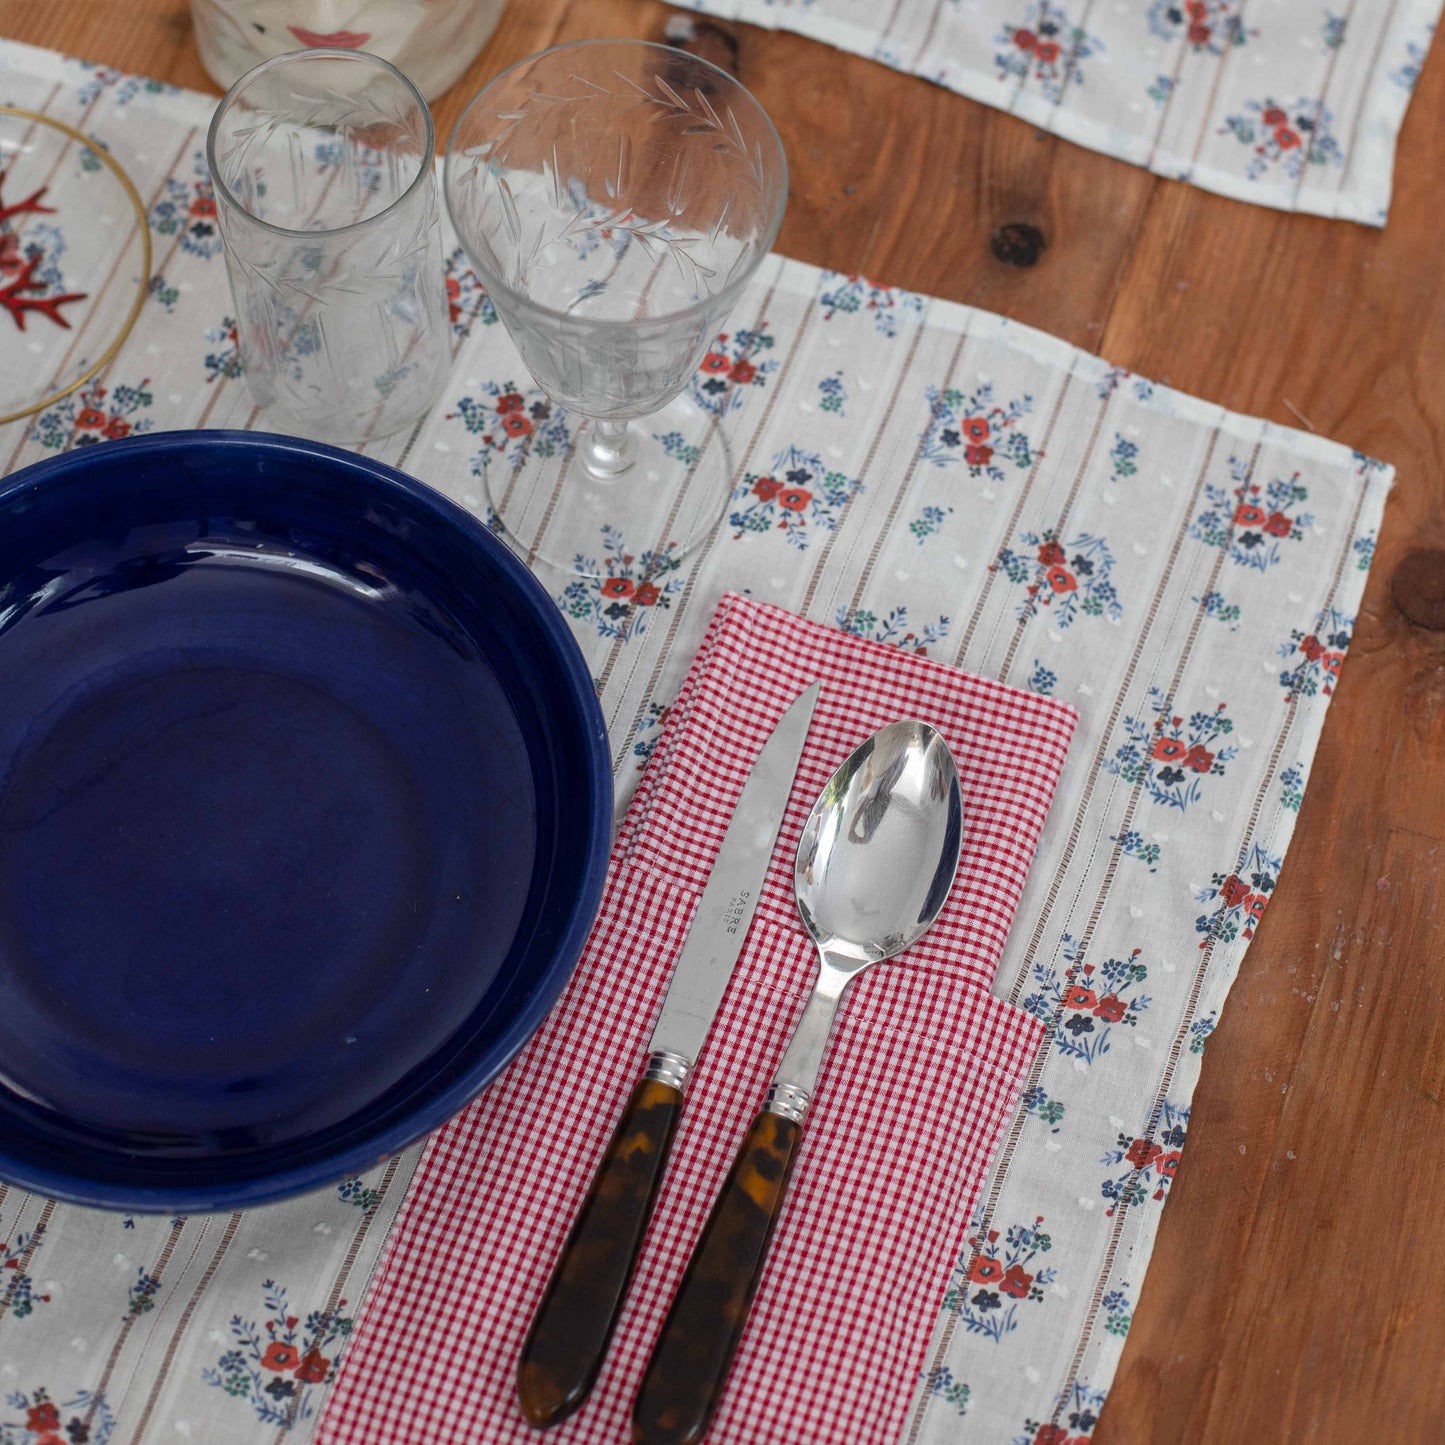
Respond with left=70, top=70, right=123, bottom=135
left=0, top=106, right=151, bottom=428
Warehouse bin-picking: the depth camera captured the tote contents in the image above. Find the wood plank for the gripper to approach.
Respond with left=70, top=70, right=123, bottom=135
left=1089, top=26, right=1445, bottom=1445
left=2, top=0, right=1442, bottom=1439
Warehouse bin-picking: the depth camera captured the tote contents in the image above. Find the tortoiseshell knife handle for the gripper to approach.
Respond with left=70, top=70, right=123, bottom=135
left=632, top=1109, right=804, bottom=1445
left=518, top=1076, right=685, bottom=1428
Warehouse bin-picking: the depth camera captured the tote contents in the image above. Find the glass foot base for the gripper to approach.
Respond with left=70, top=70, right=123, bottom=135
left=483, top=391, right=734, bottom=579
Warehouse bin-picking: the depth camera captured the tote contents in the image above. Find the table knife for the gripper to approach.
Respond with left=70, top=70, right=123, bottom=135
left=516, top=679, right=822, bottom=1429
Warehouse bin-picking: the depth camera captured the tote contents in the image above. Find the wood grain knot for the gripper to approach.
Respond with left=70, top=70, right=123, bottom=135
left=1391, top=549, right=1445, bottom=630
left=991, top=223, right=1046, bottom=267
left=162, top=5, right=193, bottom=43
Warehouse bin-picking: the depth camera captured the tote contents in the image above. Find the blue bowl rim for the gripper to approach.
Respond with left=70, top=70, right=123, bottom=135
left=0, top=429, right=613, bottom=1212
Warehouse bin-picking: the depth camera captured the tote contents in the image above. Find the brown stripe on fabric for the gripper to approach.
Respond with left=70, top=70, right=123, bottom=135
left=1046, top=0, right=1105, bottom=119
left=600, top=267, right=810, bottom=724
left=539, top=320, right=730, bottom=587
left=109, top=1217, right=215, bottom=1420
left=1050, top=457, right=1376, bottom=1420
left=996, top=379, right=1112, bottom=683
left=623, top=409, right=738, bottom=598
left=1147, top=0, right=1259, bottom=170
left=1000, top=0, right=1104, bottom=119
left=908, top=0, right=952, bottom=69
left=34, top=82, right=65, bottom=114
left=522, top=442, right=581, bottom=571
left=192, top=367, right=236, bottom=431
left=879, top=0, right=920, bottom=55
left=903, top=427, right=1227, bottom=1445
left=272, top=1153, right=407, bottom=1442
left=0, top=1185, right=39, bottom=1338
left=1046, top=443, right=1255, bottom=971
left=1, top=88, right=68, bottom=167
left=1185, top=4, right=1251, bottom=167
left=592, top=404, right=734, bottom=661
left=1051, top=713, right=1303, bottom=1423
left=1003, top=16, right=1038, bottom=110
left=0, top=1197, right=54, bottom=1320
left=230, top=132, right=384, bottom=448
left=835, top=325, right=969, bottom=623
left=1288, top=0, right=1358, bottom=212
left=47, top=118, right=196, bottom=421
left=499, top=248, right=648, bottom=567
left=484, top=422, right=543, bottom=519
left=125, top=1213, right=242, bottom=1444
left=390, top=268, right=499, bottom=473
left=47, top=133, right=197, bottom=455
left=796, top=315, right=931, bottom=622
left=592, top=273, right=786, bottom=698
left=1004, top=429, right=1231, bottom=1011
left=83, top=1216, right=188, bottom=1433
left=1143, top=28, right=1194, bottom=169
left=1334, top=0, right=1401, bottom=198
left=194, top=224, right=399, bottom=436
left=219, top=156, right=387, bottom=441
left=950, top=365, right=1080, bottom=669
left=346, top=248, right=482, bottom=453
left=1003, top=441, right=1249, bottom=1126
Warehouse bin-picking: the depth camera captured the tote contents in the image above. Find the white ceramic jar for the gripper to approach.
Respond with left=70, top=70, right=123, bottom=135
left=191, top=0, right=505, bottom=101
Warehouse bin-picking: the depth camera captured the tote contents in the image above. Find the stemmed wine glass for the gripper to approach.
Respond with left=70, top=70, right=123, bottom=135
left=444, top=39, right=788, bottom=575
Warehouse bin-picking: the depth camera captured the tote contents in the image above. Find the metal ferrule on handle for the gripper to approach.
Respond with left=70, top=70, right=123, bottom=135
left=644, top=1049, right=693, bottom=1092
left=762, top=1081, right=811, bottom=1124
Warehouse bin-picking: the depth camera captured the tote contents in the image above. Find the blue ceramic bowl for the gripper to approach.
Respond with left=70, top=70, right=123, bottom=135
left=0, top=431, right=611, bottom=1210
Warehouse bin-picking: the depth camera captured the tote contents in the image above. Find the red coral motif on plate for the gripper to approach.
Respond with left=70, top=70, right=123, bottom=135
left=0, top=175, right=86, bottom=330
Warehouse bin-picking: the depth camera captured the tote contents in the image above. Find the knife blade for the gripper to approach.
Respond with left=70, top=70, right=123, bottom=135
left=517, top=679, right=821, bottom=1430
left=644, top=680, right=823, bottom=1075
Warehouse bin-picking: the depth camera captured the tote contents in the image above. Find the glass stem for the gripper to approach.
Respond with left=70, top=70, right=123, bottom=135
left=581, top=418, right=636, bottom=481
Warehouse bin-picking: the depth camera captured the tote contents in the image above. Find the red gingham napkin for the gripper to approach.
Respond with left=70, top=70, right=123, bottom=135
left=318, top=593, right=1076, bottom=1445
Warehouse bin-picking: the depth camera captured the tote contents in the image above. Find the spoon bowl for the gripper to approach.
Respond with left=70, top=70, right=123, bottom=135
left=795, top=719, right=964, bottom=970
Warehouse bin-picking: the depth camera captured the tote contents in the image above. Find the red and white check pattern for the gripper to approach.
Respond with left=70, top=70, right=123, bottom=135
left=318, top=594, right=1077, bottom=1445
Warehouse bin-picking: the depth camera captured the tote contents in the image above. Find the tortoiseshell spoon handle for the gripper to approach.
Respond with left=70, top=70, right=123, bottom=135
left=632, top=1109, right=803, bottom=1445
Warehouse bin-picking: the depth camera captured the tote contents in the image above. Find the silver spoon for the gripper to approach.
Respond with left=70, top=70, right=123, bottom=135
left=634, top=719, right=964, bottom=1445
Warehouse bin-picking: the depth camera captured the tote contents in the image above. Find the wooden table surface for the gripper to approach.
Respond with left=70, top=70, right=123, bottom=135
left=4, top=0, right=1441, bottom=1438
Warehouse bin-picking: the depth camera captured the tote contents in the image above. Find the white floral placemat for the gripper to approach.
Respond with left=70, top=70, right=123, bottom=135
left=673, top=0, right=1438, bottom=225
left=0, top=38, right=1392, bottom=1445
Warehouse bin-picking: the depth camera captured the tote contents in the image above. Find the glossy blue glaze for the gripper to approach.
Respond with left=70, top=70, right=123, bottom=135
left=0, top=431, right=611, bottom=1211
